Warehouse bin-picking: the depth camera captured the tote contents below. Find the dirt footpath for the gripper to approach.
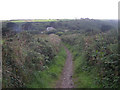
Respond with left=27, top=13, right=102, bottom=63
left=56, top=46, right=74, bottom=88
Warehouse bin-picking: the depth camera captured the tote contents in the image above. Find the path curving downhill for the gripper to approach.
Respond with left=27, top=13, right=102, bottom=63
left=56, top=46, right=74, bottom=88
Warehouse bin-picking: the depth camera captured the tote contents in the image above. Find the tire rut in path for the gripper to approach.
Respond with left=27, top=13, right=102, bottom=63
left=56, top=46, right=74, bottom=88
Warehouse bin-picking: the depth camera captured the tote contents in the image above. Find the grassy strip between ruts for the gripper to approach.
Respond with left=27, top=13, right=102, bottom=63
left=64, top=44, right=102, bottom=88
left=27, top=46, right=66, bottom=88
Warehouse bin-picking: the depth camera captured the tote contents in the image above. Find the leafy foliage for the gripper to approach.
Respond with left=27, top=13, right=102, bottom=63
left=62, top=29, right=118, bottom=88
left=2, top=31, right=61, bottom=88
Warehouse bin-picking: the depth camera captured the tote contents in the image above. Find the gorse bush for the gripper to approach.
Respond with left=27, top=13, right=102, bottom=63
left=84, top=32, right=118, bottom=88
left=2, top=31, right=61, bottom=88
left=62, top=30, right=118, bottom=88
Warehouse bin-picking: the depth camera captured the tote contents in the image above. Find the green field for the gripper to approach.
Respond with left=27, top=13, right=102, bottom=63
left=10, top=19, right=58, bottom=22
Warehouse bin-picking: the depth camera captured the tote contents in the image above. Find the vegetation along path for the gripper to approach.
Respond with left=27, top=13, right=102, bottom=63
left=56, top=46, right=74, bottom=88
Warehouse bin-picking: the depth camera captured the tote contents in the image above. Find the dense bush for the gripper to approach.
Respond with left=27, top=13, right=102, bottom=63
left=2, top=31, right=61, bottom=88
left=62, top=30, right=118, bottom=88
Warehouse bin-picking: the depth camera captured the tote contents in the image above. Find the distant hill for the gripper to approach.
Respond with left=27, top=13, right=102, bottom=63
left=2, top=19, right=118, bottom=36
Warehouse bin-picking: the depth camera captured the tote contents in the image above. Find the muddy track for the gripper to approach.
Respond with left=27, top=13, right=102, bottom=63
left=56, top=46, right=74, bottom=88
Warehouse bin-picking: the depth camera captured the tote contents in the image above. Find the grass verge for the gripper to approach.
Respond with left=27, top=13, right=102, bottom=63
left=27, top=46, right=66, bottom=88
left=64, top=44, right=101, bottom=88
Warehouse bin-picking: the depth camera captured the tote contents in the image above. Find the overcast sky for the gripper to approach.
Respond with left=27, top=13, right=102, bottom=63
left=0, top=0, right=119, bottom=20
